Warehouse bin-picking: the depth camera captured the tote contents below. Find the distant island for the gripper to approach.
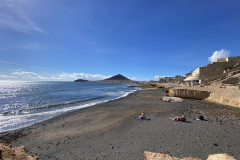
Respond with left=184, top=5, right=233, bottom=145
left=74, top=74, right=137, bottom=84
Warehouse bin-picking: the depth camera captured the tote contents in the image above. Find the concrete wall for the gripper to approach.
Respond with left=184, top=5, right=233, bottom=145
left=167, top=88, right=211, bottom=100
left=227, top=56, right=240, bottom=62
left=167, top=87, right=240, bottom=108
left=192, top=68, right=200, bottom=76
left=216, top=56, right=240, bottom=62
left=198, top=61, right=239, bottom=83
left=217, top=58, right=227, bottom=62
left=199, top=62, right=237, bottom=77
left=185, top=57, right=240, bottom=84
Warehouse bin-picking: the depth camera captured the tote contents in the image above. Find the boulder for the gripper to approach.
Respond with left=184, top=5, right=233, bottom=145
left=0, top=143, right=38, bottom=160
left=144, top=151, right=200, bottom=160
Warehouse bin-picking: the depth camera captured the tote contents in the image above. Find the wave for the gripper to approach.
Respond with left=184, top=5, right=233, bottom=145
left=0, top=89, right=136, bottom=133
left=0, top=96, right=107, bottom=116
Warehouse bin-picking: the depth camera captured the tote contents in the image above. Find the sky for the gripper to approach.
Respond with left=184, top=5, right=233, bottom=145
left=0, top=0, right=240, bottom=81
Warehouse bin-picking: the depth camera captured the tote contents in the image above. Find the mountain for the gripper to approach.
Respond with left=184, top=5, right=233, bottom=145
left=74, top=79, right=89, bottom=82
left=104, top=74, right=130, bottom=81
left=74, top=74, right=137, bottom=84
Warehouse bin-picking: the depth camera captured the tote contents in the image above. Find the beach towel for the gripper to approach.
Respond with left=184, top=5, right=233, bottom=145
left=137, top=117, right=151, bottom=121
left=172, top=119, right=190, bottom=123
left=169, top=118, right=190, bottom=123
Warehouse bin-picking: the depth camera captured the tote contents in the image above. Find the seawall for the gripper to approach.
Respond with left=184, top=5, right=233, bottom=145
left=167, top=88, right=211, bottom=100
left=167, top=86, right=240, bottom=108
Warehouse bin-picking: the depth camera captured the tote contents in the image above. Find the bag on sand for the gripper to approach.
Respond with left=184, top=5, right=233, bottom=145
left=199, top=115, right=204, bottom=120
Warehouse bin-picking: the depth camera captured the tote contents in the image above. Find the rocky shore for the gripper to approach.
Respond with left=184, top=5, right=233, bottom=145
left=0, top=88, right=240, bottom=159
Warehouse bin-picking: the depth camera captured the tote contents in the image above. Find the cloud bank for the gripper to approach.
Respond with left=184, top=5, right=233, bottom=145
left=52, top=73, right=111, bottom=81
left=12, top=71, right=48, bottom=80
left=208, top=49, right=230, bottom=63
left=0, top=71, right=111, bottom=81
left=0, top=71, right=161, bottom=81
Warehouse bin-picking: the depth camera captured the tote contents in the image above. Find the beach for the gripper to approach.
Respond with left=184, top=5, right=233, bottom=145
left=1, top=88, right=240, bottom=160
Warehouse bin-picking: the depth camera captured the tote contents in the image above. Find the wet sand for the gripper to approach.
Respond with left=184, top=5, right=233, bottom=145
left=1, top=88, right=240, bottom=160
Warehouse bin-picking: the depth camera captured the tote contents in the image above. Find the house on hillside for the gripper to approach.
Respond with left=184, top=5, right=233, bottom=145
left=159, top=76, right=184, bottom=83
left=159, top=77, right=176, bottom=83
left=185, top=56, right=240, bottom=86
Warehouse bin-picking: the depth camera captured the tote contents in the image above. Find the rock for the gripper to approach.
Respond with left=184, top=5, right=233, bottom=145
left=144, top=151, right=200, bottom=160
left=0, top=143, right=38, bottom=160
left=144, top=151, right=236, bottom=160
left=207, top=153, right=236, bottom=160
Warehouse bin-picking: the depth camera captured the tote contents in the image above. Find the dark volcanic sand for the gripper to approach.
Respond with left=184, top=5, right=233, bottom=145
left=1, top=88, right=240, bottom=160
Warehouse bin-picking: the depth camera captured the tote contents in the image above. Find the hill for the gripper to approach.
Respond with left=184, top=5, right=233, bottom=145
left=96, top=74, right=137, bottom=83
left=74, top=74, right=138, bottom=84
left=74, top=79, right=89, bottom=82
left=104, top=74, right=130, bottom=81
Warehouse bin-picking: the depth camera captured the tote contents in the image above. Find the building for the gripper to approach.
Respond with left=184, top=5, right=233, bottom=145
left=185, top=56, right=240, bottom=86
left=159, top=77, right=176, bottom=83
left=217, top=56, right=240, bottom=62
left=158, top=76, right=184, bottom=83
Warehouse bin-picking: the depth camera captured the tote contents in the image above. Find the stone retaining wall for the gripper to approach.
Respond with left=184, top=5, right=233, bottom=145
left=167, top=88, right=211, bottom=100
left=167, top=87, right=240, bottom=108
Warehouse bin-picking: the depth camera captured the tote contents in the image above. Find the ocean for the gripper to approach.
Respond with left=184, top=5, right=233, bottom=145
left=0, top=81, right=137, bottom=133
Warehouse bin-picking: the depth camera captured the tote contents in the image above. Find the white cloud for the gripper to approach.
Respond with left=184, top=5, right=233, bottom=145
left=12, top=71, right=48, bottom=80
left=53, top=73, right=111, bottom=81
left=0, top=75, right=15, bottom=79
left=0, top=0, right=45, bottom=33
left=2, top=70, right=139, bottom=81
left=208, top=49, right=230, bottom=63
left=128, top=77, right=138, bottom=81
left=10, top=71, right=110, bottom=81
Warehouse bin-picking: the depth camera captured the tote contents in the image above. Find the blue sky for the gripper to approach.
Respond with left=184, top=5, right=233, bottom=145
left=0, top=0, right=240, bottom=81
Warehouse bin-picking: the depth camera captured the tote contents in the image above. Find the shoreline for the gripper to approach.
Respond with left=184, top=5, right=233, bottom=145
left=0, top=84, right=138, bottom=134
left=0, top=85, right=145, bottom=138
left=1, top=88, right=240, bottom=159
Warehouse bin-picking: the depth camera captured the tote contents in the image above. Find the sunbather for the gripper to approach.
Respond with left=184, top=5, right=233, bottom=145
left=139, top=111, right=146, bottom=120
left=170, top=115, right=186, bottom=122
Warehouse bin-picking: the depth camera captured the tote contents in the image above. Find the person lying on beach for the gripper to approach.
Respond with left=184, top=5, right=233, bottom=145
left=170, top=115, right=186, bottom=122
left=139, top=111, right=146, bottom=120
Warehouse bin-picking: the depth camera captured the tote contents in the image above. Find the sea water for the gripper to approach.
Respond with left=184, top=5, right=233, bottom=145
left=0, top=81, right=136, bottom=133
